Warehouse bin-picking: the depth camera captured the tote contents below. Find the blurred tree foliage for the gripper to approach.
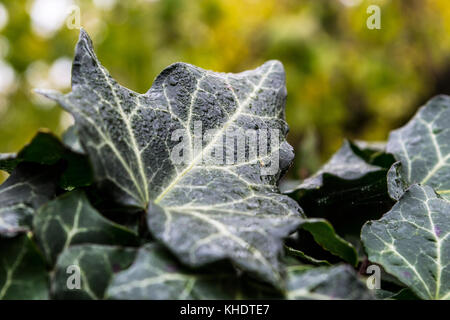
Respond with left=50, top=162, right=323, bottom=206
left=0, top=0, right=449, bottom=184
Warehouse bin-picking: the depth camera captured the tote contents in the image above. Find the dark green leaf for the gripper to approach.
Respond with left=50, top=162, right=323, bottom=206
left=107, top=243, right=280, bottom=300
left=0, top=163, right=59, bottom=238
left=299, top=218, right=358, bottom=266
left=386, top=95, right=450, bottom=200
left=34, top=190, right=139, bottom=265
left=350, top=140, right=393, bottom=168
left=0, top=131, right=93, bottom=191
left=38, top=29, right=304, bottom=284
left=0, top=235, right=49, bottom=299
left=59, top=152, right=93, bottom=191
left=0, top=131, right=64, bottom=175
left=0, top=131, right=64, bottom=173
left=387, top=161, right=409, bottom=201
left=15, top=131, right=65, bottom=166
left=362, top=184, right=449, bottom=300
left=375, top=288, right=419, bottom=300
left=287, top=140, right=394, bottom=235
left=52, top=244, right=136, bottom=300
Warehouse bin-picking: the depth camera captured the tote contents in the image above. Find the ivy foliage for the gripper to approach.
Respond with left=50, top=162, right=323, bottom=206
left=0, top=30, right=448, bottom=300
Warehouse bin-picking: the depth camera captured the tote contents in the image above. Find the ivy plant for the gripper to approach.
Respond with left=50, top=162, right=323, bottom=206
left=0, top=29, right=448, bottom=300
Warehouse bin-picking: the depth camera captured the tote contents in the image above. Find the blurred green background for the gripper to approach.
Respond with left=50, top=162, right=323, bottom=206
left=0, top=0, right=449, bottom=183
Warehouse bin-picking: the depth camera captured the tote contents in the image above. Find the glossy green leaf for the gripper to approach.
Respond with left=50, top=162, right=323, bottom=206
left=287, top=140, right=394, bottom=235
left=15, top=131, right=65, bottom=166
left=107, top=243, right=280, bottom=300
left=299, top=219, right=358, bottom=266
left=0, top=235, right=49, bottom=300
left=286, top=264, right=373, bottom=300
left=0, top=131, right=93, bottom=191
left=0, top=130, right=64, bottom=186
left=34, top=190, right=139, bottom=265
left=362, top=184, right=449, bottom=300
left=52, top=244, right=137, bottom=300
left=0, top=163, right=59, bottom=238
left=0, top=131, right=64, bottom=173
left=386, top=95, right=450, bottom=200
left=38, top=29, right=304, bottom=284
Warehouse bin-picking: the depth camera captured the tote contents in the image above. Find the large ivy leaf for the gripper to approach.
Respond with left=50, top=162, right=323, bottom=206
left=52, top=244, right=137, bottom=300
left=38, top=29, right=304, bottom=284
left=0, top=163, right=59, bottom=238
left=285, top=264, right=374, bottom=300
left=287, top=140, right=394, bottom=235
left=362, top=184, right=449, bottom=300
left=0, top=235, right=49, bottom=299
left=107, top=244, right=280, bottom=300
left=386, top=95, right=450, bottom=200
left=34, top=190, right=139, bottom=265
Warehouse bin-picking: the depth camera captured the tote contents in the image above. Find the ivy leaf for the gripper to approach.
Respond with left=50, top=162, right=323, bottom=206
left=0, top=163, right=59, bottom=238
left=11, top=130, right=65, bottom=166
left=286, top=264, right=374, bottom=300
left=299, top=219, right=358, bottom=266
left=0, top=131, right=64, bottom=173
left=58, top=151, right=93, bottom=191
left=38, top=29, right=304, bottom=284
left=287, top=140, right=394, bottom=235
left=0, top=131, right=65, bottom=178
left=388, top=288, right=420, bottom=300
left=386, top=95, right=450, bottom=200
left=286, top=140, right=391, bottom=192
left=362, top=184, right=449, bottom=300
left=34, top=190, right=139, bottom=265
left=0, top=235, right=49, bottom=299
left=51, top=244, right=137, bottom=300
left=0, top=131, right=93, bottom=191
left=107, top=243, right=280, bottom=300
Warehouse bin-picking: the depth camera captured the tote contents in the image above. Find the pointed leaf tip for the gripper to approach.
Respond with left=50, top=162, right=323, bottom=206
left=33, top=88, right=63, bottom=102
left=72, top=28, right=104, bottom=87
